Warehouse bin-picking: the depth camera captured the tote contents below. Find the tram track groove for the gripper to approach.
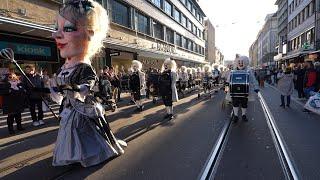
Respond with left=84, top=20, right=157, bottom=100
left=258, top=92, right=300, bottom=180
left=199, top=118, right=232, bottom=180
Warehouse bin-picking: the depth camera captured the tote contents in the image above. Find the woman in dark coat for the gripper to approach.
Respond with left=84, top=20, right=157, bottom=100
left=3, top=72, right=26, bottom=134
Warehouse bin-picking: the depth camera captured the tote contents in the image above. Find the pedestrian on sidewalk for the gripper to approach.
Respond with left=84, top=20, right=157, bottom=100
left=51, top=0, right=125, bottom=167
left=22, top=65, right=45, bottom=127
left=294, top=63, right=306, bottom=99
left=303, top=61, right=317, bottom=99
left=277, top=67, right=294, bottom=108
left=314, top=61, right=320, bottom=92
left=3, top=72, right=27, bottom=134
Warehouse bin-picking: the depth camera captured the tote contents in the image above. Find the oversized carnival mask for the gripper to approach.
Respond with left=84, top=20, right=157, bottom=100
left=132, top=64, right=139, bottom=72
left=235, top=56, right=249, bottom=70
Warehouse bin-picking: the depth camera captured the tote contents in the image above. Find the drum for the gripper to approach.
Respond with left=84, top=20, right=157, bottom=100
left=229, top=70, right=250, bottom=98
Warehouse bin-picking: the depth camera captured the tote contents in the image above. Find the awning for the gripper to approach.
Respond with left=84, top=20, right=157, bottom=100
left=273, top=53, right=282, bottom=61
left=105, top=38, right=207, bottom=64
left=0, top=16, right=55, bottom=39
left=281, top=50, right=313, bottom=60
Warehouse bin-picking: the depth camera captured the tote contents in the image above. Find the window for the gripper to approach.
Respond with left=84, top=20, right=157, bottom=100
left=182, top=37, right=187, bottom=49
left=305, top=6, right=309, bottom=18
left=174, top=9, right=181, bottom=22
left=152, top=0, right=161, bottom=8
left=164, top=0, right=172, bottom=16
left=309, top=1, right=314, bottom=16
left=181, top=15, right=187, bottom=27
left=166, top=28, right=174, bottom=44
left=193, top=42, right=196, bottom=52
left=192, top=6, right=196, bottom=16
left=198, top=29, right=201, bottom=38
left=188, top=40, right=192, bottom=50
left=175, top=33, right=182, bottom=47
left=136, top=12, right=149, bottom=34
left=193, top=24, right=197, bottom=34
left=187, top=20, right=192, bottom=31
left=197, top=12, right=200, bottom=21
left=187, top=1, right=191, bottom=11
left=153, top=21, right=163, bottom=40
left=111, top=0, right=129, bottom=27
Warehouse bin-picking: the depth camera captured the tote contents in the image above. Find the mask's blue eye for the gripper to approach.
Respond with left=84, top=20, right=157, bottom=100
left=63, top=26, right=77, bottom=32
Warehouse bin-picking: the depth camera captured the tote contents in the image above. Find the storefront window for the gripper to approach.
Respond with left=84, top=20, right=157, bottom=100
left=136, top=12, right=149, bottom=35
left=166, top=28, right=174, bottom=44
left=111, top=0, right=129, bottom=27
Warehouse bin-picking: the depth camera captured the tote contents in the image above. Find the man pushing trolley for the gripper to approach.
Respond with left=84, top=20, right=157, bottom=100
left=227, top=55, right=259, bottom=123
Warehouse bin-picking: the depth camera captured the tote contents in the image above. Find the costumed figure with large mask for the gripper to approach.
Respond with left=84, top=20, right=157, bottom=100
left=50, top=0, right=126, bottom=167
left=212, top=64, right=221, bottom=86
left=227, top=55, right=259, bottom=123
left=178, top=66, right=189, bottom=96
left=199, top=64, right=213, bottom=98
left=129, top=60, right=146, bottom=111
left=159, top=58, right=179, bottom=119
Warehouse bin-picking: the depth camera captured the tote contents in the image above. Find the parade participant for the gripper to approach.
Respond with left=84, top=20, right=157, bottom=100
left=3, top=72, right=26, bottom=134
left=202, top=64, right=213, bottom=94
left=212, top=64, right=220, bottom=86
left=51, top=0, right=125, bottom=167
left=159, top=58, right=178, bottom=119
left=178, top=66, right=189, bottom=92
left=228, top=55, right=259, bottom=123
left=129, top=60, right=146, bottom=111
left=187, top=67, right=193, bottom=89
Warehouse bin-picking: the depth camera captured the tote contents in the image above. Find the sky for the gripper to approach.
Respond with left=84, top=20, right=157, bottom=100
left=199, top=0, right=278, bottom=60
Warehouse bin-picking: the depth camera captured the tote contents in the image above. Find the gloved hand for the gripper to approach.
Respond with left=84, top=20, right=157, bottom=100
left=254, top=89, right=260, bottom=93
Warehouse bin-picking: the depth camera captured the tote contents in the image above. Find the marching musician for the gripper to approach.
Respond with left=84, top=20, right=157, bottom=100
left=129, top=60, right=146, bottom=111
left=228, top=55, right=259, bottom=123
left=159, top=58, right=179, bottom=119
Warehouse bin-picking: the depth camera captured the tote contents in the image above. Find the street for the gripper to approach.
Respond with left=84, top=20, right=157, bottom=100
left=0, top=85, right=319, bottom=180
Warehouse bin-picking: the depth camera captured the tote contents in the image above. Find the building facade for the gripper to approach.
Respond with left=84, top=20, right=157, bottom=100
left=204, top=19, right=215, bottom=64
left=250, top=13, right=278, bottom=67
left=274, top=0, right=288, bottom=63
left=0, top=0, right=61, bottom=74
left=215, top=48, right=224, bottom=65
left=105, top=0, right=206, bottom=71
left=249, top=39, right=258, bottom=67
left=285, top=0, right=316, bottom=63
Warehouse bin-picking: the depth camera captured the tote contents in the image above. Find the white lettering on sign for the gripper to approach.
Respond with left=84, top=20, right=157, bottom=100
left=17, top=46, right=46, bottom=56
left=157, top=43, right=176, bottom=54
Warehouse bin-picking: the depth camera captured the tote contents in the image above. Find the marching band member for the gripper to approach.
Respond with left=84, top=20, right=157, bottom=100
left=51, top=0, right=125, bottom=167
left=129, top=60, right=146, bottom=111
left=159, top=58, right=179, bottom=119
left=228, top=55, right=259, bottom=123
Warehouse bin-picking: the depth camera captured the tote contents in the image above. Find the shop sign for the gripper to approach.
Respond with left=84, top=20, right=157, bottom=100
left=156, top=43, right=176, bottom=54
left=0, top=33, right=58, bottom=62
left=0, top=42, right=51, bottom=56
